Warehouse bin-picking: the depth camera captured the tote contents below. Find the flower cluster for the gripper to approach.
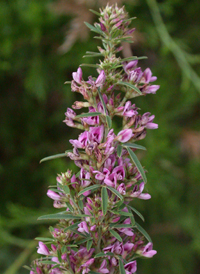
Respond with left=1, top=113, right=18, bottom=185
left=29, top=4, right=159, bottom=274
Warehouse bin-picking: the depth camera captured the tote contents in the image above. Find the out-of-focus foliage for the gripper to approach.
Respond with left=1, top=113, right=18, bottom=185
left=0, top=0, right=200, bottom=274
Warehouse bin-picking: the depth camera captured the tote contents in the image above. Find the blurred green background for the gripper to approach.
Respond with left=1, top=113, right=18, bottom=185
left=0, top=0, right=200, bottom=273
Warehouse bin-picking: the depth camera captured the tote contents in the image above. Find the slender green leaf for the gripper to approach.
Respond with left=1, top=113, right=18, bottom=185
left=64, top=81, right=71, bottom=84
left=66, top=202, right=73, bottom=212
left=41, top=261, right=57, bottom=265
left=106, top=115, right=112, bottom=129
left=84, top=22, right=103, bottom=35
left=76, top=237, right=93, bottom=245
left=23, top=266, right=32, bottom=271
left=121, top=56, right=147, bottom=62
left=86, top=239, right=93, bottom=251
left=40, top=152, right=69, bottom=163
left=126, top=147, right=147, bottom=183
left=128, top=207, right=135, bottom=226
left=97, top=88, right=107, bottom=115
left=127, top=205, right=145, bottom=222
left=38, top=212, right=83, bottom=220
left=78, top=184, right=101, bottom=197
left=110, top=229, right=122, bottom=242
left=35, top=237, right=54, bottom=242
left=101, top=187, right=108, bottom=215
left=111, top=210, right=133, bottom=217
left=110, top=223, right=133, bottom=228
left=94, top=252, right=105, bottom=258
left=89, top=272, right=101, bottom=274
left=80, top=63, right=98, bottom=68
left=118, top=81, right=142, bottom=95
left=76, top=112, right=101, bottom=118
left=57, top=250, right=62, bottom=263
left=119, top=259, right=126, bottom=274
left=89, top=9, right=101, bottom=16
left=61, top=246, right=67, bottom=253
left=66, top=244, right=78, bottom=248
left=64, top=222, right=79, bottom=232
left=135, top=222, right=152, bottom=242
left=78, top=199, right=84, bottom=210
left=123, top=142, right=146, bottom=150
left=63, top=185, right=70, bottom=194
left=117, top=145, right=123, bottom=158
left=106, top=186, right=123, bottom=200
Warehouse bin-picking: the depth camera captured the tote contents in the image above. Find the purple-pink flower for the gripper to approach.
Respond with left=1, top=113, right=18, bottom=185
left=37, top=241, right=50, bottom=255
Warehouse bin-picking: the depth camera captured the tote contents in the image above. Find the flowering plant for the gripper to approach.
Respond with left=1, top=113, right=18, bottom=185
left=28, top=4, right=159, bottom=274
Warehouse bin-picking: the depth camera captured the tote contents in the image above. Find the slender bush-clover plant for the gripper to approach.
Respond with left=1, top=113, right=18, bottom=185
left=28, top=4, right=159, bottom=274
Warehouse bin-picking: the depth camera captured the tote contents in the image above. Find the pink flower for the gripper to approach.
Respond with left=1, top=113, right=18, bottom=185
left=89, top=125, right=104, bottom=143
left=37, top=241, right=50, bottom=255
left=116, top=129, right=133, bottom=143
left=95, top=70, right=106, bottom=87
left=47, top=190, right=61, bottom=201
left=78, top=221, right=89, bottom=234
left=70, top=131, right=88, bottom=149
left=130, top=182, right=151, bottom=200
left=72, top=67, right=83, bottom=84
left=98, top=259, right=109, bottom=273
left=138, top=242, right=157, bottom=258
left=124, top=261, right=137, bottom=274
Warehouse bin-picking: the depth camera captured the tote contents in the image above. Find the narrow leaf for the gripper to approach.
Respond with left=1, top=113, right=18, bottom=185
left=76, top=237, right=93, bottom=245
left=78, top=199, right=84, bottom=210
left=110, top=229, right=122, bottom=242
left=64, top=81, right=71, bottom=84
left=106, top=115, right=112, bottom=129
left=118, top=81, right=142, bottom=95
left=128, top=207, right=135, bottom=226
left=80, top=63, right=98, bottom=68
left=121, top=56, right=147, bottom=62
left=110, top=224, right=133, bottom=228
left=84, top=22, right=103, bottom=35
left=57, top=250, right=62, bottom=263
left=38, top=213, right=82, bottom=220
left=123, top=142, right=146, bottom=150
left=111, top=210, right=133, bottom=217
left=86, top=239, right=93, bottom=251
left=78, top=184, right=101, bottom=197
left=135, top=222, right=152, bottom=242
left=127, top=205, right=145, bottom=222
left=126, top=147, right=147, bottom=183
left=35, top=237, right=54, bottom=242
left=101, top=187, right=108, bottom=215
left=94, top=252, right=106, bottom=258
left=40, top=152, right=68, bottom=163
left=76, top=112, right=101, bottom=118
left=106, top=186, right=123, bottom=200
left=117, top=145, right=123, bottom=157
left=119, top=259, right=126, bottom=274
left=63, top=222, right=79, bottom=232
left=41, top=261, right=57, bottom=265
left=89, top=9, right=101, bottom=16
left=89, top=272, right=101, bottom=274
left=97, top=88, right=107, bottom=116
left=23, top=266, right=32, bottom=271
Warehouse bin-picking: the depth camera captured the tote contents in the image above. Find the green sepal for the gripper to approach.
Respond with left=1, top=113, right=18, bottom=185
left=126, top=147, right=147, bottom=183
left=109, top=229, right=122, bottom=242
